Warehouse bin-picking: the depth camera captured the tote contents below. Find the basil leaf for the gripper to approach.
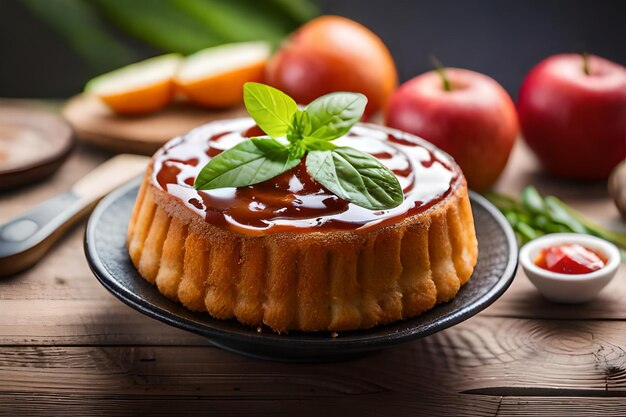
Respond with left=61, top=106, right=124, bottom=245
left=194, top=138, right=300, bottom=190
left=302, top=137, right=337, bottom=151
left=243, top=82, right=298, bottom=138
left=305, top=92, right=367, bottom=141
left=306, top=147, right=403, bottom=210
left=287, top=110, right=311, bottom=143
left=288, top=141, right=307, bottom=160
left=288, top=137, right=335, bottom=160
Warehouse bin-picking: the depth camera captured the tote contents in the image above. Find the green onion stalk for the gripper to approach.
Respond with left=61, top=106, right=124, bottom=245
left=485, top=186, right=626, bottom=261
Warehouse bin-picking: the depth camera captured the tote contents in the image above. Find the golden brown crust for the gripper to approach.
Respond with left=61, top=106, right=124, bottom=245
left=128, top=165, right=478, bottom=332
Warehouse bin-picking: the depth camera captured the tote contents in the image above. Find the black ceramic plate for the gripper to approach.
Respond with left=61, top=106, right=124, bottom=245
left=85, top=178, right=518, bottom=362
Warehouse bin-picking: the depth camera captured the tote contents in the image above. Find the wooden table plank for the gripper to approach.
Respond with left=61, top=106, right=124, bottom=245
left=0, top=392, right=500, bottom=417
left=2, top=392, right=624, bottom=417
left=0, top=299, right=206, bottom=346
left=2, top=317, right=626, bottom=394
left=496, top=398, right=626, bottom=416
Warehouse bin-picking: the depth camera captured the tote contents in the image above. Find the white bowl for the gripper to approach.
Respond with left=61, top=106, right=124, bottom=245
left=519, top=233, right=621, bottom=303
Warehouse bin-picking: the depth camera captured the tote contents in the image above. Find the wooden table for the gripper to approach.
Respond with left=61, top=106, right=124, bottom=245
left=1, top=134, right=624, bottom=416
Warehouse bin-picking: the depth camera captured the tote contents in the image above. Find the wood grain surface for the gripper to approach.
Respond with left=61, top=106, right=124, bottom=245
left=0, top=126, right=624, bottom=416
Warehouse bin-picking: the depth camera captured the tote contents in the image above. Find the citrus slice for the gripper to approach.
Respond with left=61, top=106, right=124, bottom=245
left=175, top=42, right=271, bottom=108
left=85, top=54, right=182, bottom=115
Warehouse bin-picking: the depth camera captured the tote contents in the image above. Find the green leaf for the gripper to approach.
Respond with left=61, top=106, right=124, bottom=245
left=522, top=186, right=545, bottom=214
left=486, top=188, right=626, bottom=255
left=206, top=0, right=312, bottom=34
left=243, top=82, right=298, bottom=138
left=504, top=211, right=519, bottom=227
left=266, top=0, right=320, bottom=23
left=551, top=197, right=626, bottom=248
left=301, top=137, right=337, bottom=151
left=516, top=222, right=544, bottom=241
left=22, top=0, right=135, bottom=71
left=194, top=138, right=300, bottom=190
left=287, top=110, right=311, bottom=143
left=95, top=0, right=224, bottom=54
left=306, top=92, right=367, bottom=141
left=170, top=0, right=286, bottom=45
left=484, top=192, right=527, bottom=213
left=288, top=142, right=307, bottom=160
left=543, top=196, right=587, bottom=234
left=306, top=147, right=403, bottom=210
left=515, top=231, right=528, bottom=246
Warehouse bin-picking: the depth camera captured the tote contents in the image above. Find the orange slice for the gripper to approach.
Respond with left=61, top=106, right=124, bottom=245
left=85, top=54, right=182, bottom=115
left=175, top=42, right=271, bottom=108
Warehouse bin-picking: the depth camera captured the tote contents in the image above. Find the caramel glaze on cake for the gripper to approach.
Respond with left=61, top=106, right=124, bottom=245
left=127, top=119, right=478, bottom=332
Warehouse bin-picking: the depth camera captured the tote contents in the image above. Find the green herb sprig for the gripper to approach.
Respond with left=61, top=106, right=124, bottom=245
left=194, top=82, right=404, bottom=211
left=486, top=186, right=626, bottom=261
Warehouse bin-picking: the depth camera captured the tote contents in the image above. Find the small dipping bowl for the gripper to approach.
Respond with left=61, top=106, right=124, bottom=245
left=520, top=233, right=621, bottom=303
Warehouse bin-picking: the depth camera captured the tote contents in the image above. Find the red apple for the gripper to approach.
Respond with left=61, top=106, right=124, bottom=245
left=518, top=53, right=626, bottom=179
left=385, top=68, right=518, bottom=192
left=265, top=15, right=397, bottom=119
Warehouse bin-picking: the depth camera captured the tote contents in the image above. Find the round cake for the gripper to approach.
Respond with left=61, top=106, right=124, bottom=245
left=127, top=119, right=478, bottom=332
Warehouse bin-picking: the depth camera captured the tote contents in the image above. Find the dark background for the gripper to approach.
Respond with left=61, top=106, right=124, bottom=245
left=1, top=0, right=625, bottom=99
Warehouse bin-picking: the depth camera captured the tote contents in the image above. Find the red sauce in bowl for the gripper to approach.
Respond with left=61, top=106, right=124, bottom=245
left=534, top=244, right=607, bottom=275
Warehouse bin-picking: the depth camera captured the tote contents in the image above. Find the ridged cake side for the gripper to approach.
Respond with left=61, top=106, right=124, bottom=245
left=128, top=172, right=478, bottom=333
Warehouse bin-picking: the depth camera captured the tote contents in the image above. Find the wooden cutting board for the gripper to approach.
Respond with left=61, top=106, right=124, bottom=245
left=62, top=94, right=247, bottom=155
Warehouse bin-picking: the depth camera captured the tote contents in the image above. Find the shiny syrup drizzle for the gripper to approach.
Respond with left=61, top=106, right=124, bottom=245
left=153, top=119, right=459, bottom=236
